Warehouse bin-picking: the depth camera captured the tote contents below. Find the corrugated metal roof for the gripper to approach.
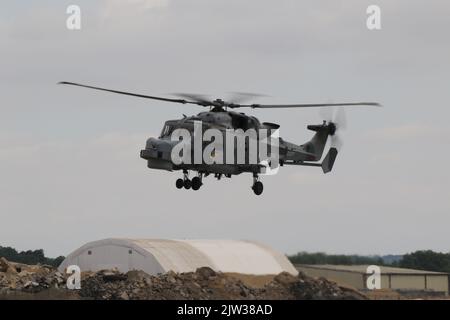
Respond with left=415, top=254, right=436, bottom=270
left=297, top=264, right=449, bottom=275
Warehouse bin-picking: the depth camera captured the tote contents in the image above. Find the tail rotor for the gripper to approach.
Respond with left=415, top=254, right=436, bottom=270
left=320, top=107, right=347, bottom=150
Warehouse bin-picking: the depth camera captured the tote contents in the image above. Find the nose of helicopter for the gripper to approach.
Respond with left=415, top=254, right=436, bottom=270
left=147, top=137, right=175, bottom=151
left=145, top=137, right=157, bottom=150
left=140, top=137, right=174, bottom=160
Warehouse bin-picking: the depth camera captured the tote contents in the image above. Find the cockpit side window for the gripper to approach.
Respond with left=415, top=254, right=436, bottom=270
left=160, top=124, right=174, bottom=138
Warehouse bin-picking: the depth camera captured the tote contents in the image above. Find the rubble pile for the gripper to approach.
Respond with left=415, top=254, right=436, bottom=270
left=0, top=257, right=65, bottom=294
left=0, top=258, right=365, bottom=300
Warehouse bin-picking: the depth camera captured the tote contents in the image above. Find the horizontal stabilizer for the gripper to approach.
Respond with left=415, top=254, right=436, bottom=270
left=322, top=148, right=338, bottom=174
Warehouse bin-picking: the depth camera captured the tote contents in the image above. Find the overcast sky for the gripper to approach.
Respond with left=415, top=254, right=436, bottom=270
left=1, top=0, right=449, bottom=257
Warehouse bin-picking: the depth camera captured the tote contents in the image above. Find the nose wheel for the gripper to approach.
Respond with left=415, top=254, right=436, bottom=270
left=252, top=174, right=263, bottom=196
left=175, top=178, right=184, bottom=189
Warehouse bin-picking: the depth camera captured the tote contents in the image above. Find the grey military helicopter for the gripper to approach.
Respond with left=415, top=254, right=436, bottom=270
left=59, top=81, right=380, bottom=195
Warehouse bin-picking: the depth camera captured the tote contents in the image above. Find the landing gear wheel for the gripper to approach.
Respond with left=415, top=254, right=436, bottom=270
left=175, top=178, right=184, bottom=189
left=183, top=179, right=192, bottom=190
left=191, top=176, right=202, bottom=191
left=252, top=181, right=263, bottom=196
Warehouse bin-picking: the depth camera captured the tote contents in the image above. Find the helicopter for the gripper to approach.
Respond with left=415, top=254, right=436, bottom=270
left=59, top=81, right=380, bottom=195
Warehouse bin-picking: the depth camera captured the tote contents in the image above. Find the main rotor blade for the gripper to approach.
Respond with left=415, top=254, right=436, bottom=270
left=58, top=82, right=382, bottom=111
left=58, top=82, right=203, bottom=106
left=170, top=93, right=213, bottom=106
left=241, top=102, right=381, bottom=109
left=226, top=92, right=269, bottom=104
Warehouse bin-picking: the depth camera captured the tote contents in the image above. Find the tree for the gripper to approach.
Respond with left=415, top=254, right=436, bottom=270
left=399, top=250, right=450, bottom=273
left=0, top=246, right=64, bottom=267
left=288, top=252, right=383, bottom=266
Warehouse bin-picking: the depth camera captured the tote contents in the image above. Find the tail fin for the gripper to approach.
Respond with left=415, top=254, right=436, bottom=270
left=302, top=123, right=335, bottom=161
left=321, top=148, right=338, bottom=173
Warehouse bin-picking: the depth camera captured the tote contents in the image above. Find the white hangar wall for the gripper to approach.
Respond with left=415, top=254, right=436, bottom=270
left=58, top=238, right=298, bottom=276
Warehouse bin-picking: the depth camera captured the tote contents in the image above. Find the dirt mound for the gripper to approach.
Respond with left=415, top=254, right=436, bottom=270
left=0, top=258, right=365, bottom=300
left=0, top=257, right=65, bottom=293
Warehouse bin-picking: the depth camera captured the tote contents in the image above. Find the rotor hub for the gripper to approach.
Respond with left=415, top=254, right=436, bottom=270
left=328, top=122, right=337, bottom=136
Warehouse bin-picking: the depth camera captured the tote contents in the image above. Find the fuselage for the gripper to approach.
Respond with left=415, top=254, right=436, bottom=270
left=140, top=109, right=330, bottom=175
left=140, top=109, right=284, bottom=175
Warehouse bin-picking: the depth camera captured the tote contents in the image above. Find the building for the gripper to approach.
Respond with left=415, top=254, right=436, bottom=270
left=59, top=238, right=298, bottom=276
left=297, top=264, right=449, bottom=295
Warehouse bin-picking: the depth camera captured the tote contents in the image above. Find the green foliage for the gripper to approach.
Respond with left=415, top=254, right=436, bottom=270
left=399, top=250, right=450, bottom=273
left=289, top=250, right=450, bottom=274
left=288, top=252, right=384, bottom=266
left=0, top=246, right=64, bottom=268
